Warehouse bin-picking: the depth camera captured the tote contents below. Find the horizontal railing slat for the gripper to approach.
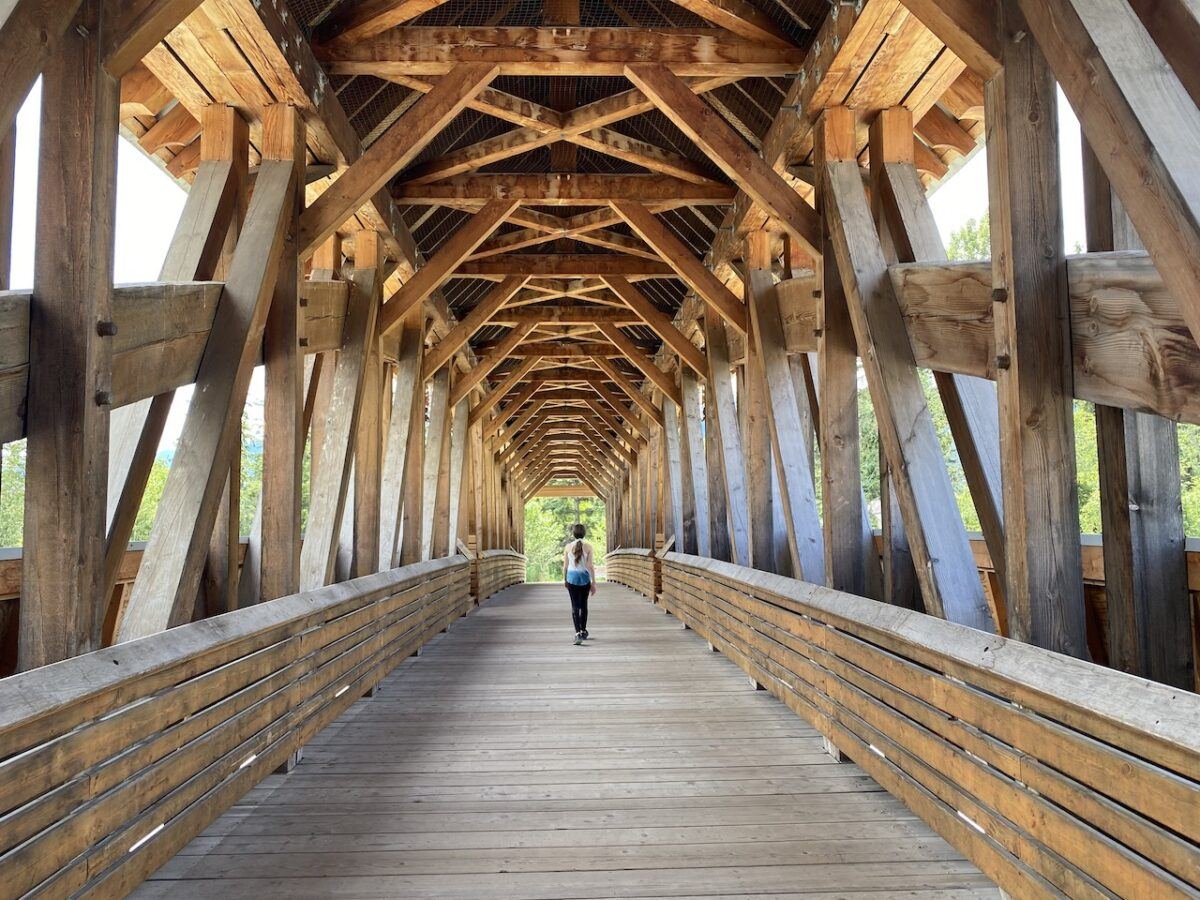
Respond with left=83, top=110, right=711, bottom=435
left=614, top=548, right=1200, bottom=899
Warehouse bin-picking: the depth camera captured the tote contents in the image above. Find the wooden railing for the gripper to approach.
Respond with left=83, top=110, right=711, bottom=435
left=616, top=550, right=1199, bottom=898
left=475, top=549, right=525, bottom=601
left=606, top=548, right=657, bottom=598
left=0, top=555, right=472, bottom=898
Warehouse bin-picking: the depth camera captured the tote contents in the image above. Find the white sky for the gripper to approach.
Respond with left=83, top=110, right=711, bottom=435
left=6, top=83, right=1089, bottom=451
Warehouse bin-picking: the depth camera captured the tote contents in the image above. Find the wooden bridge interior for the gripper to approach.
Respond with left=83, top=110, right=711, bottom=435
left=0, top=0, right=1197, bottom=897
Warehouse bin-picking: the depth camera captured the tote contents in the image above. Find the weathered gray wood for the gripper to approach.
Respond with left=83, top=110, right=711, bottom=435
left=446, top=398, right=470, bottom=548
left=661, top=395, right=685, bottom=550
left=19, top=0, right=118, bottom=668
left=1083, top=139, right=1192, bottom=688
left=878, top=144, right=1007, bottom=616
left=298, top=270, right=380, bottom=590
left=421, top=369, right=451, bottom=560
left=745, top=240, right=824, bottom=584
left=985, top=4, right=1086, bottom=654
left=260, top=105, right=306, bottom=602
left=678, top=368, right=711, bottom=557
left=379, top=308, right=426, bottom=568
left=822, top=109, right=989, bottom=631
left=703, top=314, right=748, bottom=565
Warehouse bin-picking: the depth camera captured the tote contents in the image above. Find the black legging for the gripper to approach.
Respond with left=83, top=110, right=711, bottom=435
left=566, top=582, right=589, bottom=633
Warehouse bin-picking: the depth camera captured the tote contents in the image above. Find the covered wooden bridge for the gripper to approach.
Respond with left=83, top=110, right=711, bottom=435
left=0, top=0, right=1198, bottom=897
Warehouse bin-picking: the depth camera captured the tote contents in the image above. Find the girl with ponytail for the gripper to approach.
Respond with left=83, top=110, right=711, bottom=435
left=563, top=523, right=596, bottom=645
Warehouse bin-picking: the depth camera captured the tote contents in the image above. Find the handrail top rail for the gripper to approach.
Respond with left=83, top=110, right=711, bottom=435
left=661, top=551, right=1199, bottom=766
left=608, top=547, right=654, bottom=557
left=0, top=555, right=469, bottom=738
left=480, top=548, right=525, bottom=559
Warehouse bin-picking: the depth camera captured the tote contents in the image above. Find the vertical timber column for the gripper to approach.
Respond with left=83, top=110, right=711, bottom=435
left=1083, top=141, right=1192, bottom=687
left=399, top=363, right=428, bottom=564
left=813, top=111, right=868, bottom=594
left=741, top=349, right=775, bottom=572
left=865, top=110, right=919, bottom=611
left=447, top=398, right=470, bottom=549
left=704, top=315, right=748, bottom=566
left=987, top=0, right=1087, bottom=656
left=678, top=368, right=711, bottom=557
left=745, top=232, right=824, bottom=582
left=379, top=306, right=425, bottom=567
left=260, top=105, right=306, bottom=601
left=662, top=398, right=691, bottom=554
left=421, top=369, right=451, bottom=559
left=20, top=0, right=118, bottom=668
left=352, top=232, right=384, bottom=576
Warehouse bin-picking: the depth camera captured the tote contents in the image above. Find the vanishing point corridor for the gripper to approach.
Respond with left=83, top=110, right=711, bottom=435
left=136, top=583, right=994, bottom=899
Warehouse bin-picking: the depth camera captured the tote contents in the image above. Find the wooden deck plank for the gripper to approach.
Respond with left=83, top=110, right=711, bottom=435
left=136, top=582, right=995, bottom=899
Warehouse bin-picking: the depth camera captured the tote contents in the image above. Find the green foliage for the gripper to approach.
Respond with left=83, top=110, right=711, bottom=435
left=946, top=212, right=990, bottom=262
left=523, top=495, right=606, bottom=582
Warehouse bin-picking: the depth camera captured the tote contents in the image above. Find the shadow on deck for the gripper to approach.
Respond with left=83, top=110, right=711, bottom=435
left=135, top=582, right=995, bottom=899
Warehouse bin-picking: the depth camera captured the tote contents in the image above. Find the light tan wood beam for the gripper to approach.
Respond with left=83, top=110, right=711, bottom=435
left=0, top=0, right=86, bottom=142
left=590, top=355, right=663, bottom=427
left=671, top=0, right=792, bottom=46
left=612, top=201, right=747, bottom=334
left=601, top=275, right=707, bottom=376
left=397, top=174, right=736, bottom=206
left=379, top=199, right=518, bottom=336
left=105, top=0, right=207, bottom=77
left=467, top=357, right=540, bottom=427
left=422, top=275, right=529, bottom=378
left=19, top=0, right=116, bottom=668
left=298, top=63, right=498, bottom=258
left=450, top=321, right=538, bottom=406
left=597, top=323, right=681, bottom=406
left=456, top=254, right=674, bottom=278
left=319, top=26, right=806, bottom=77
left=703, top=314, right=749, bottom=566
left=319, top=0, right=456, bottom=43
left=896, top=0, right=1002, bottom=78
left=625, top=63, right=821, bottom=257
left=117, top=156, right=296, bottom=641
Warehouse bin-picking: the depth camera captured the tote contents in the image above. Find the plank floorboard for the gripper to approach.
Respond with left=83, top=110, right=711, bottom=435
left=137, top=582, right=996, bottom=899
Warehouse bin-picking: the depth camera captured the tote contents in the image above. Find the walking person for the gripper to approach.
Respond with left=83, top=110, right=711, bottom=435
left=563, top=523, right=597, bottom=645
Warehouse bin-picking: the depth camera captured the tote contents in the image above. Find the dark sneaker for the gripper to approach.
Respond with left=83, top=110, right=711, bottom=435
left=573, top=633, right=583, bottom=645
left=581, top=630, right=589, bottom=640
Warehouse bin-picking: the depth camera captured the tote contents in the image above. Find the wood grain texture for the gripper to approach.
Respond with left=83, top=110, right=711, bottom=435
left=19, top=0, right=118, bottom=668
left=986, top=2, right=1087, bottom=655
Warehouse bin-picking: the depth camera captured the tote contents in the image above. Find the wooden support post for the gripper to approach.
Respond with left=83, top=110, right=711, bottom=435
left=703, top=364, right=731, bottom=562
left=865, top=111, right=919, bottom=612
left=421, top=369, right=451, bottom=559
left=20, top=0, right=118, bottom=667
left=379, top=308, right=425, bottom=568
left=447, top=398, right=470, bottom=549
left=745, top=232, right=825, bottom=583
left=821, top=106, right=990, bottom=630
left=662, top=395, right=685, bottom=549
left=678, top=368, right=711, bottom=556
left=741, top=353, right=775, bottom=572
left=1083, top=140, right=1192, bottom=687
left=986, top=2, right=1086, bottom=653
left=874, top=106, right=1007, bottom=624
left=296, top=269, right=380, bottom=589
left=352, top=233, right=384, bottom=576
left=260, top=104, right=306, bottom=602
left=119, top=143, right=296, bottom=641
left=106, top=105, right=246, bottom=611
left=813, top=117, right=869, bottom=593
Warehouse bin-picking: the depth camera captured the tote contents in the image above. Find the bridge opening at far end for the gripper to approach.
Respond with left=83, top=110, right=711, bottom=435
left=523, top=481, right=607, bottom=583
